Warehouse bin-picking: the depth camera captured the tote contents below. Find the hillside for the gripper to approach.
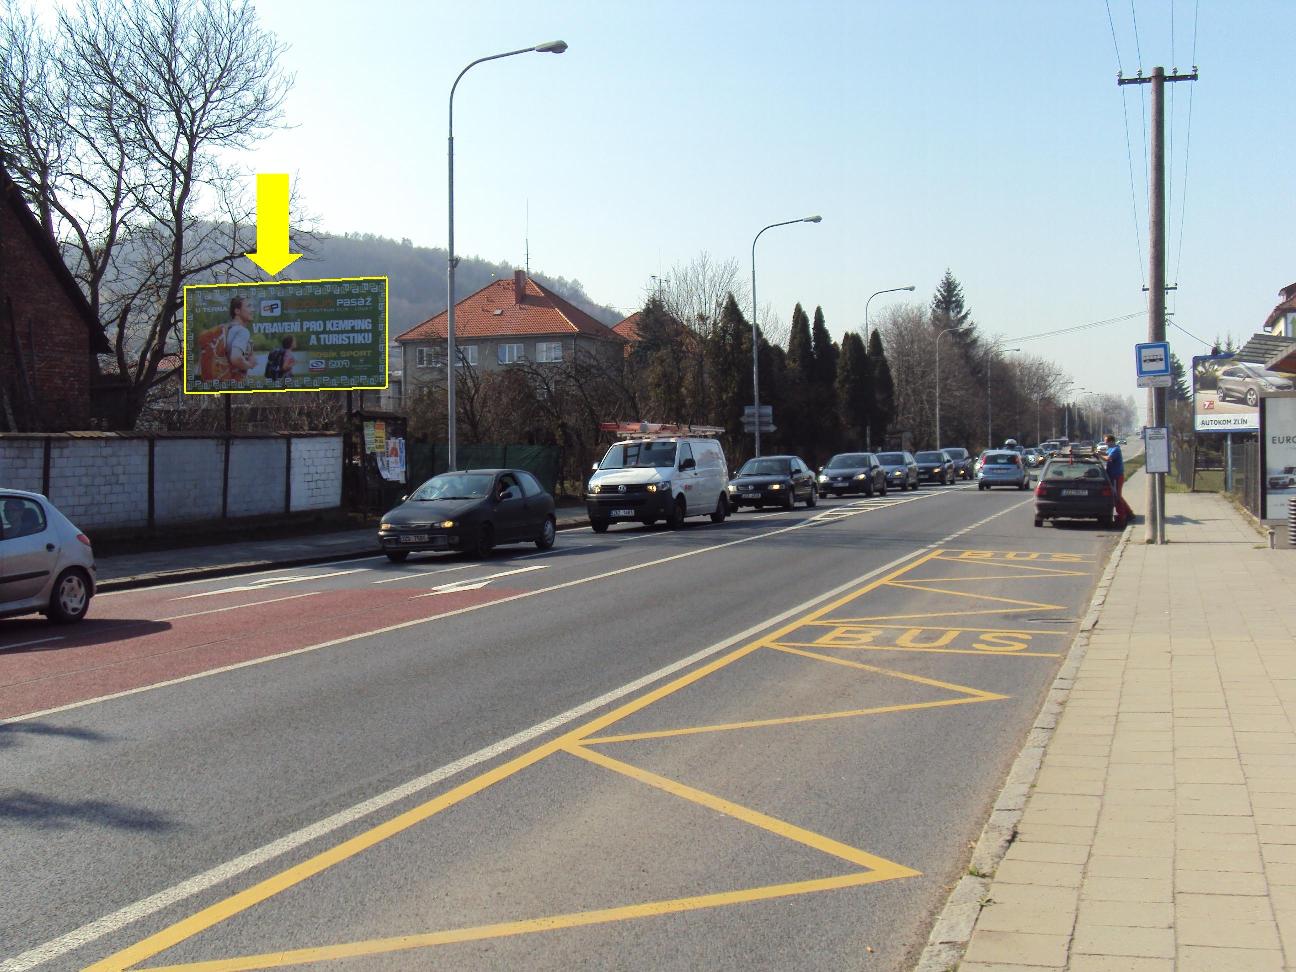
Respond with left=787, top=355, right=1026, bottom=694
left=295, top=232, right=625, bottom=334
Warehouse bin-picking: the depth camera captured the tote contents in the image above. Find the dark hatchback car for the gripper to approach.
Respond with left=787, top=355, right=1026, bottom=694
left=378, top=469, right=556, bottom=561
left=875, top=451, right=919, bottom=491
left=817, top=452, right=888, bottom=497
left=940, top=447, right=973, bottom=479
left=1034, top=458, right=1115, bottom=528
left=728, top=455, right=817, bottom=510
left=914, top=450, right=955, bottom=485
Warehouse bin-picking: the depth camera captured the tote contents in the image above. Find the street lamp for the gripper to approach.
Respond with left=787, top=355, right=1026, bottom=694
left=864, top=285, right=916, bottom=348
left=750, top=215, right=821, bottom=456
left=1065, top=387, right=1087, bottom=440
left=1049, top=380, right=1075, bottom=440
left=933, top=325, right=963, bottom=449
left=446, top=40, right=567, bottom=471
left=986, top=344, right=1020, bottom=447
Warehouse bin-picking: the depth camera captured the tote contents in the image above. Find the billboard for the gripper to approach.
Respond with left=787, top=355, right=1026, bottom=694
left=183, top=277, right=388, bottom=394
left=1260, top=394, right=1296, bottom=520
left=1193, top=353, right=1259, bottom=432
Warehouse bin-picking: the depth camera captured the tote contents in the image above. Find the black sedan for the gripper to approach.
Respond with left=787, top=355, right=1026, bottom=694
left=1033, top=458, right=1115, bottom=528
left=914, top=450, right=955, bottom=485
left=727, top=455, right=817, bottom=510
left=378, top=469, right=557, bottom=561
left=875, top=451, right=920, bottom=491
left=817, top=452, right=888, bottom=497
left=940, top=446, right=973, bottom=479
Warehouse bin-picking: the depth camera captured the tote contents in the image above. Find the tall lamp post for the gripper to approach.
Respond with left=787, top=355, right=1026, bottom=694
left=750, top=215, right=821, bottom=456
left=1065, top=387, right=1086, bottom=440
left=1051, top=380, right=1075, bottom=440
left=933, top=325, right=964, bottom=449
left=447, top=40, right=567, bottom=471
left=863, top=285, right=915, bottom=450
left=986, top=343, right=1021, bottom=447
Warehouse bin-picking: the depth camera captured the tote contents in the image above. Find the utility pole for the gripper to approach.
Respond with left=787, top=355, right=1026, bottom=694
left=1119, top=65, right=1197, bottom=545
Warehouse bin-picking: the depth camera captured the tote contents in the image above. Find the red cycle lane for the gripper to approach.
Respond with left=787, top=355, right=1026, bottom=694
left=0, top=582, right=521, bottom=721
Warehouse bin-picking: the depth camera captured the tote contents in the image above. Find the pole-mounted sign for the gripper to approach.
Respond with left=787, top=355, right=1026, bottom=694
left=1135, top=341, right=1172, bottom=388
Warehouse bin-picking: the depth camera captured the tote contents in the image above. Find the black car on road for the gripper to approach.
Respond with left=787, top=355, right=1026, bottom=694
left=817, top=452, right=888, bottom=497
left=875, top=451, right=920, bottom=491
left=728, top=455, right=817, bottom=510
left=379, top=469, right=557, bottom=561
left=940, top=446, right=973, bottom=479
left=914, top=450, right=955, bottom=485
left=1033, top=457, right=1115, bottom=528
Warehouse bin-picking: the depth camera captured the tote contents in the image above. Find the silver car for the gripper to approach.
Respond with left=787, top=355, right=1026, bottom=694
left=976, top=450, right=1030, bottom=490
left=1, top=489, right=96, bottom=623
left=1217, top=364, right=1294, bottom=407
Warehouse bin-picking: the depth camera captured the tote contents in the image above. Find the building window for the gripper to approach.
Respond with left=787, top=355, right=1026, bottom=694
left=535, top=341, right=563, bottom=363
left=498, top=343, right=524, bottom=365
left=415, top=347, right=431, bottom=368
left=458, top=345, right=478, bottom=367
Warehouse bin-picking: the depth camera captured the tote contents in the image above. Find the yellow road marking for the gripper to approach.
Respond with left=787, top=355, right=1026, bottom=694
left=765, top=644, right=1007, bottom=698
left=778, top=640, right=1062, bottom=659
left=928, top=556, right=1090, bottom=575
left=137, top=875, right=886, bottom=972
left=822, top=608, right=1070, bottom=623
left=89, top=552, right=944, bottom=972
left=898, top=572, right=1084, bottom=582
left=795, top=622, right=1069, bottom=634
left=884, top=580, right=1065, bottom=610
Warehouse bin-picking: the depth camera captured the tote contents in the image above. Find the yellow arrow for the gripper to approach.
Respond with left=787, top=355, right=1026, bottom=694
left=245, top=173, right=302, bottom=276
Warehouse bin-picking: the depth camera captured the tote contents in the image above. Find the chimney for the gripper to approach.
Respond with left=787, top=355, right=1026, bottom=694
left=514, top=269, right=527, bottom=305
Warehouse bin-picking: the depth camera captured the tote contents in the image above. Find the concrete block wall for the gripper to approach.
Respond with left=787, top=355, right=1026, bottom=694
left=154, top=439, right=225, bottom=525
left=0, top=438, right=44, bottom=493
left=48, top=438, right=149, bottom=529
left=227, top=439, right=287, bottom=518
left=290, top=436, right=342, bottom=512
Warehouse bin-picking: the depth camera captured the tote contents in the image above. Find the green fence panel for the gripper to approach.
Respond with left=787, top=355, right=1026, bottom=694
left=404, top=443, right=560, bottom=496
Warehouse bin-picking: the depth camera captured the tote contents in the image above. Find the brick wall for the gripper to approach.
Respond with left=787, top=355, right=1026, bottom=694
left=1, top=433, right=341, bottom=531
left=227, top=438, right=287, bottom=518
left=154, top=438, right=224, bottom=525
left=0, top=194, right=97, bottom=431
left=290, top=437, right=342, bottom=511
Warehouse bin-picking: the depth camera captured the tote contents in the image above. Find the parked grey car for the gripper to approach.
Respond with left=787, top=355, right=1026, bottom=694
left=874, top=451, right=919, bottom=491
left=817, top=452, right=888, bottom=497
left=1216, top=363, right=1294, bottom=407
left=0, top=489, right=96, bottom=623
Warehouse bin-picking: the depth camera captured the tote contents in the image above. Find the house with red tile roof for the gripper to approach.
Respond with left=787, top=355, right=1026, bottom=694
left=396, top=271, right=624, bottom=391
left=1264, top=282, right=1296, bottom=338
left=611, top=311, right=643, bottom=345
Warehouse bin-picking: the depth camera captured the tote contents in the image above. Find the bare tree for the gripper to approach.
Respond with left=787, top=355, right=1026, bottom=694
left=0, top=0, right=294, bottom=427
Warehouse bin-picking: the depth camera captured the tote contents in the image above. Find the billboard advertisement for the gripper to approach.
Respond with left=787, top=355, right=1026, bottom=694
left=1260, top=394, right=1296, bottom=520
left=1193, top=353, right=1259, bottom=432
left=183, top=277, right=388, bottom=394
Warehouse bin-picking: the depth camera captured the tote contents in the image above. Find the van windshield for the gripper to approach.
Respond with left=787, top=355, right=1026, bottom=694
left=599, top=441, right=678, bottom=469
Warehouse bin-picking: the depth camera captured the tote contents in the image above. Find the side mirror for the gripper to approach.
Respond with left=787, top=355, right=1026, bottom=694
left=591, top=462, right=599, bottom=472
left=680, top=457, right=696, bottom=471
left=817, top=466, right=824, bottom=473
left=400, top=494, right=408, bottom=502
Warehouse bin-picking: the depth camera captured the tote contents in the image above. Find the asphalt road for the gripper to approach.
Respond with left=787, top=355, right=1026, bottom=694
left=1, top=480, right=1118, bottom=971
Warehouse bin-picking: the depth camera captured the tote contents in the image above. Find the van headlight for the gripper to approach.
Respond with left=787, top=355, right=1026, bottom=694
left=589, top=484, right=602, bottom=494
left=646, top=481, right=671, bottom=493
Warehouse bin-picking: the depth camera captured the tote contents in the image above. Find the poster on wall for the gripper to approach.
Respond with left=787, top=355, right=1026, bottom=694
left=362, top=420, right=405, bottom=484
left=1260, top=395, right=1296, bottom=520
left=183, top=277, right=388, bottom=394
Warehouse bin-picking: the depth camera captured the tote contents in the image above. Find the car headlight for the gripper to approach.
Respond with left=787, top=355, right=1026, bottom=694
left=891, top=470, right=903, bottom=477
left=854, top=473, right=869, bottom=480
left=818, top=474, right=829, bottom=483
left=646, top=481, right=671, bottom=493
left=769, top=483, right=783, bottom=490
left=727, top=483, right=738, bottom=491
left=379, top=521, right=394, bottom=531
left=438, top=520, right=455, bottom=529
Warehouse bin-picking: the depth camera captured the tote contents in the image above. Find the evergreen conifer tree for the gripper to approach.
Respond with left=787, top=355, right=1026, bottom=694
left=867, top=330, right=895, bottom=449
left=835, top=331, right=872, bottom=449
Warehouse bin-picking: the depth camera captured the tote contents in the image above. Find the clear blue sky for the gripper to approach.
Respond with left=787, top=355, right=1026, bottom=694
left=243, top=0, right=1294, bottom=413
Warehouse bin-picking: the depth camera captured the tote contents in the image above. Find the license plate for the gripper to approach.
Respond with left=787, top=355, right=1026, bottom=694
left=612, top=508, right=634, bottom=517
left=401, top=534, right=429, bottom=543
left=1061, top=489, right=1088, bottom=497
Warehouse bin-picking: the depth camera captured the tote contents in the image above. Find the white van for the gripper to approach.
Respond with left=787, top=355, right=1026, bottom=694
left=586, top=432, right=729, bottom=532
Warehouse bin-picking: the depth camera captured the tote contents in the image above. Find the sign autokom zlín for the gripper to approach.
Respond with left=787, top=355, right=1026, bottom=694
left=183, top=277, right=388, bottom=394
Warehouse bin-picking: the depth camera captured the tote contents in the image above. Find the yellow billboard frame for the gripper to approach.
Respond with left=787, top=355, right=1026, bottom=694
left=181, top=276, right=390, bottom=395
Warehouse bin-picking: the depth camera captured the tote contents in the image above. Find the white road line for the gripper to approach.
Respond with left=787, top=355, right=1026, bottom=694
left=158, top=592, right=321, bottom=623
left=370, top=564, right=473, bottom=585
left=172, top=568, right=368, bottom=600
left=0, top=635, right=64, bottom=651
left=413, top=565, right=547, bottom=597
left=0, top=545, right=933, bottom=972
left=94, top=555, right=391, bottom=598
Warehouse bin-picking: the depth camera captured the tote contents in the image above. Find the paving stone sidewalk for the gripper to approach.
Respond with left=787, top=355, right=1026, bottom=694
left=954, top=477, right=1296, bottom=971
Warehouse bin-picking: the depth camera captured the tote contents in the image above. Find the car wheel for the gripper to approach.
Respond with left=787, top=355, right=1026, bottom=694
left=385, top=550, right=410, bottom=563
left=535, top=516, right=556, bottom=550
left=805, top=487, right=817, bottom=509
left=668, top=496, right=687, bottom=528
left=710, top=495, right=728, bottom=523
left=864, top=479, right=874, bottom=498
left=880, top=479, right=888, bottom=496
left=1034, top=517, right=1044, bottom=527
left=590, top=518, right=609, bottom=534
left=1246, top=388, right=1259, bottom=407
left=470, top=522, right=495, bottom=558
left=782, top=491, right=795, bottom=510
left=1098, top=513, right=1113, bottom=528
left=48, top=567, right=91, bottom=624
left=1019, top=480, right=1029, bottom=490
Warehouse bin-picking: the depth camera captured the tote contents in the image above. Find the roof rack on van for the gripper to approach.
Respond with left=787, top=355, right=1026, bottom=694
left=598, top=421, right=724, bottom=438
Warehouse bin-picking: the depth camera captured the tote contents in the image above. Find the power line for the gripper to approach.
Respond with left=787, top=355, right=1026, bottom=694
left=1005, top=311, right=1143, bottom=344
left=1173, top=0, right=1199, bottom=294
left=1107, top=0, right=1147, bottom=289
left=1169, top=319, right=1210, bottom=347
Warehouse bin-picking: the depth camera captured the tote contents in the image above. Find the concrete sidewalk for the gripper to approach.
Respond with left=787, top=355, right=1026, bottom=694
left=95, top=505, right=590, bottom=591
left=922, top=474, right=1296, bottom=971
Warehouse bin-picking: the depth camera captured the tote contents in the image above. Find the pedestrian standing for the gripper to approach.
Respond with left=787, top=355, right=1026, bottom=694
left=1105, top=434, right=1134, bottom=526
